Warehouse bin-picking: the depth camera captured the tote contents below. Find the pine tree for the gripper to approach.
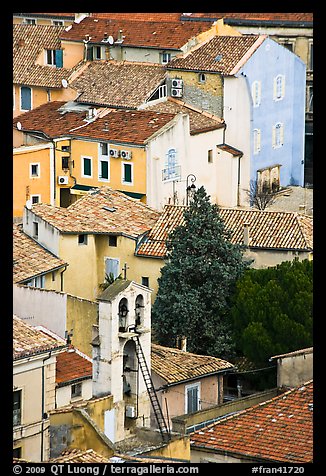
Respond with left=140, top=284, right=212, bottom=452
left=152, top=186, right=249, bottom=358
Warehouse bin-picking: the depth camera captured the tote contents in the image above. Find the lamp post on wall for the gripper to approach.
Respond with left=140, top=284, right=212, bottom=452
left=186, top=174, right=197, bottom=206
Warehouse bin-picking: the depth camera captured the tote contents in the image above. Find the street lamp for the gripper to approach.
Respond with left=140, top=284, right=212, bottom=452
left=186, top=174, right=197, bottom=206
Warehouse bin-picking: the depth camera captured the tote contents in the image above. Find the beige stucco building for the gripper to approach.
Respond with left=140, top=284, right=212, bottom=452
left=270, top=347, right=313, bottom=389
left=13, top=316, right=66, bottom=461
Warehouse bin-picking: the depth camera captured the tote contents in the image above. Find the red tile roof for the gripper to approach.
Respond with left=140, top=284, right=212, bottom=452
left=136, top=205, right=313, bottom=258
left=60, top=16, right=214, bottom=50
left=185, top=13, right=313, bottom=24
left=13, top=315, right=66, bottom=360
left=13, top=101, right=177, bottom=145
left=29, top=187, right=160, bottom=238
left=168, top=35, right=264, bottom=75
left=56, top=348, right=92, bottom=385
left=90, top=13, right=183, bottom=22
left=152, top=344, right=234, bottom=385
left=190, top=381, right=313, bottom=463
left=13, top=223, right=67, bottom=283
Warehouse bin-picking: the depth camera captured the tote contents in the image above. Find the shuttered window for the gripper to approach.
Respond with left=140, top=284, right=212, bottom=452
left=21, top=86, right=31, bottom=111
left=186, top=384, right=200, bottom=414
left=123, top=163, right=132, bottom=184
left=82, top=157, right=92, bottom=177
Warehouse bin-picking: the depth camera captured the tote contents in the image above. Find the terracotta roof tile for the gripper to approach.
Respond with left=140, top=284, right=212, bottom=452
left=186, top=13, right=313, bottom=24
left=168, top=35, right=263, bottom=75
left=136, top=205, right=313, bottom=257
left=90, top=13, right=183, bottom=22
left=56, top=348, right=92, bottom=385
left=190, top=381, right=313, bottom=463
left=13, top=101, right=177, bottom=145
left=145, top=97, right=224, bottom=134
left=29, top=187, right=160, bottom=238
left=51, top=449, right=109, bottom=463
left=13, top=223, right=67, bottom=283
left=152, top=344, right=234, bottom=385
left=13, top=315, right=65, bottom=360
left=60, top=17, right=214, bottom=49
left=71, top=60, right=166, bottom=108
left=13, top=24, right=82, bottom=88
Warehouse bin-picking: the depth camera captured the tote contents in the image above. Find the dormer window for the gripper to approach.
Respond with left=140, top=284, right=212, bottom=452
left=45, top=49, right=63, bottom=68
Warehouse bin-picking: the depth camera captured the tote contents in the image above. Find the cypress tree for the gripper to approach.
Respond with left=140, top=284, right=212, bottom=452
left=152, top=186, right=249, bottom=358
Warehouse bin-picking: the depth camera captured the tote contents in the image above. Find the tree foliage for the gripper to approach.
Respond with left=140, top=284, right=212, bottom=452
left=230, top=259, right=313, bottom=366
left=152, top=186, right=250, bottom=357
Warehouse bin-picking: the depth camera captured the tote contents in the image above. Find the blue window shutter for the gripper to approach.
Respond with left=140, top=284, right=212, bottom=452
left=55, top=50, right=63, bottom=68
left=21, top=87, right=31, bottom=110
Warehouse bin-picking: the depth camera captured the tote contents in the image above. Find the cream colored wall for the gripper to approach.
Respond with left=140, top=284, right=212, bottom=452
left=66, top=294, right=98, bottom=357
left=245, top=249, right=312, bottom=269
left=13, top=355, right=57, bottom=461
left=191, top=448, right=242, bottom=463
left=277, top=351, right=313, bottom=388
left=56, top=380, right=93, bottom=408
left=61, top=41, right=85, bottom=67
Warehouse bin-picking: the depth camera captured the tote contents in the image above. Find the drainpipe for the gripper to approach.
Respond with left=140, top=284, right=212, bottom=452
left=41, top=352, right=52, bottom=462
left=60, top=265, right=67, bottom=292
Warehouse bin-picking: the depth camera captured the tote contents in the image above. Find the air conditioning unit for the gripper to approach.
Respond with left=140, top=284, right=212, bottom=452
left=171, top=79, right=183, bottom=88
left=58, top=176, right=69, bottom=185
left=171, top=88, right=183, bottom=98
left=120, top=150, right=132, bottom=160
left=125, top=405, right=136, bottom=419
left=109, top=148, right=120, bottom=158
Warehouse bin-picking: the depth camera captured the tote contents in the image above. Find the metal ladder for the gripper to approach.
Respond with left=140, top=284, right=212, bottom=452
left=133, top=335, right=171, bottom=443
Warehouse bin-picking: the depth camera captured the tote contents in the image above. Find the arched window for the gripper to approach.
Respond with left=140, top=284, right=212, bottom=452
left=272, top=122, right=284, bottom=148
left=273, top=74, right=285, bottom=101
left=135, top=294, right=144, bottom=328
left=118, top=298, right=129, bottom=332
left=251, top=80, right=261, bottom=107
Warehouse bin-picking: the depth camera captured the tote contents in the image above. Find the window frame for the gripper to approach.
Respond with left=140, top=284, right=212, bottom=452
left=20, top=86, right=32, bottom=111
left=30, top=162, right=40, bottom=178
left=198, top=73, right=206, bottom=84
left=253, top=128, right=261, bottom=155
left=82, top=156, right=93, bottom=178
left=161, top=52, right=171, bottom=64
left=71, top=382, right=82, bottom=399
left=31, top=194, right=41, bottom=205
left=272, top=122, right=284, bottom=148
left=251, top=80, right=261, bottom=107
left=78, top=234, right=88, bottom=246
left=185, top=382, right=201, bottom=414
left=122, top=162, right=133, bottom=185
left=273, top=74, right=285, bottom=101
left=109, top=235, right=117, bottom=247
left=98, top=143, right=110, bottom=182
left=13, top=389, right=22, bottom=427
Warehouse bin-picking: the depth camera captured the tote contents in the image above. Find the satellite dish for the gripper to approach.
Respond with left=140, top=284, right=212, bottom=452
left=16, top=121, right=22, bottom=130
left=108, top=35, right=114, bottom=45
left=61, top=79, right=68, bottom=88
left=25, top=200, right=32, bottom=210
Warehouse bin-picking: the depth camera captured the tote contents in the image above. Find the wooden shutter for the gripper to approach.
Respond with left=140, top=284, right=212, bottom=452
left=55, top=49, right=63, bottom=68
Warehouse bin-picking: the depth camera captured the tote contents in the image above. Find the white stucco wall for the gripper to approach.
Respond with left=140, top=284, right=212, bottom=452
left=223, top=76, right=252, bottom=206
left=23, top=208, right=60, bottom=256
left=13, top=284, right=67, bottom=338
left=56, top=380, right=93, bottom=408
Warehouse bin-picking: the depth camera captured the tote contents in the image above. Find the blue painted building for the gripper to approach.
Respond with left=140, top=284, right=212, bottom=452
left=236, top=37, right=306, bottom=189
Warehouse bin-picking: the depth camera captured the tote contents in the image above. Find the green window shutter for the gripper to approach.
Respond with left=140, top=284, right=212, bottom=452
left=55, top=50, right=63, bottom=68
left=124, top=164, right=132, bottom=183
left=83, top=157, right=91, bottom=176
left=101, top=160, right=109, bottom=179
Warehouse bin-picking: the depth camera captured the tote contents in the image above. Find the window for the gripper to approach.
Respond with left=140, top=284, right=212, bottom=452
left=99, top=143, right=110, bottom=181
left=161, top=52, right=171, bottom=64
left=24, top=18, right=36, bottom=24
left=162, top=148, right=181, bottom=181
left=109, top=235, right=117, bottom=247
left=33, top=222, right=39, bottom=239
left=78, top=234, right=88, bottom=245
left=46, top=49, right=63, bottom=68
left=71, top=383, right=82, bottom=399
left=21, top=86, right=31, bottom=111
left=105, top=257, right=120, bottom=280
left=13, top=390, right=22, bottom=426
left=52, top=20, right=64, bottom=26
left=94, top=46, right=102, bottom=60
left=307, top=86, right=313, bottom=112
left=253, top=128, right=261, bottom=154
left=309, top=43, right=313, bottom=71
left=273, top=75, right=285, bottom=101
left=82, top=157, right=92, bottom=177
left=272, top=122, right=284, bottom=148
left=31, top=195, right=40, bottom=204
left=62, top=156, right=69, bottom=169
left=198, top=73, right=206, bottom=83
left=252, top=80, right=261, bottom=107
left=34, top=275, right=45, bottom=289
left=30, top=163, right=40, bottom=178
left=207, top=149, right=213, bottom=163
left=185, top=383, right=200, bottom=414
left=149, top=84, right=167, bottom=101
left=13, top=447, right=22, bottom=459
left=122, top=163, right=133, bottom=184
left=142, top=277, right=149, bottom=287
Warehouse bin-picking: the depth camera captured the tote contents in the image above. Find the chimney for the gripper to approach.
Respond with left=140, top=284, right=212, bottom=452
left=176, top=335, right=187, bottom=352
left=243, top=222, right=250, bottom=246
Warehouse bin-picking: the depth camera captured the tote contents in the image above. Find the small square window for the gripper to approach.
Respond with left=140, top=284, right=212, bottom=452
left=109, top=235, right=117, bottom=247
left=142, top=277, right=149, bottom=287
left=71, top=383, right=82, bottom=398
left=62, top=157, right=69, bottom=169
left=78, top=234, right=88, bottom=245
left=31, top=195, right=40, bottom=204
left=31, top=164, right=39, bottom=177
left=198, top=73, right=206, bottom=83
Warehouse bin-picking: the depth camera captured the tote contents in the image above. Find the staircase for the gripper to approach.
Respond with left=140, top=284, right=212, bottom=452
left=133, top=335, right=171, bottom=443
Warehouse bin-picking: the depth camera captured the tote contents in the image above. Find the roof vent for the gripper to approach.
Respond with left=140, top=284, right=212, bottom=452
left=214, top=54, right=223, bottom=61
left=102, top=206, right=116, bottom=212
